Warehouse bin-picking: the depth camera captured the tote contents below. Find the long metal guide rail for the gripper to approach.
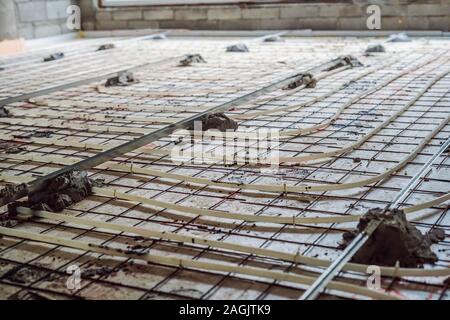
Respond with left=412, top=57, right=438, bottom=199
left=0, top=30, right=291, bottom=103
left=0, top=54, right=186, bottom=107
left=0, top=56, right=353, bottom=207
left=0, top=31, right=167, bottom=70
left=300, top=136, right=450, bottom=300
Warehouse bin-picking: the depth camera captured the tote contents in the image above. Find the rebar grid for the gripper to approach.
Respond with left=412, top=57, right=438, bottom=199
left=0, top=35, right=449, bottom=300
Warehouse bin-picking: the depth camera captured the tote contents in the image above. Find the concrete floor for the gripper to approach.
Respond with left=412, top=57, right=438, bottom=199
left=0, top=32, right=449, bottom=300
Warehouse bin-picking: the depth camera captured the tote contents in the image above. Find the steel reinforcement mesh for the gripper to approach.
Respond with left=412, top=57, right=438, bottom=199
left=0, top=34, right=449, bottom=300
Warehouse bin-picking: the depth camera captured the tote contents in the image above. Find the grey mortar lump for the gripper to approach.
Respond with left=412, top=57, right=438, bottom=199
left=179, top=54, right=206, bottom=67
left=226, top=43, right=249, bottom=52
left=0, top=184, right=28, bottom=227
left=341, top=208, right=441, bottom=268
left=0, top=183, right=27, bottom=228
left=0, top=183, right=28, bottom=203
left=365, top=44, right=386, bottom=53
left=97, top=43, right=115, bottom=51
left=0, top=141, right=26, bottom=154
left=325, top=55, right=363, bottom=72
left=105, top=71, right=138, bottom=87
left=43, top=52, right=64, bottom=62
left=189, top=113, right=238, bottom=132
left=7, top=170, right=94, bottom=214
left=0, top=106, right=10, bottom=117
left=283, top=73, right=317, bottom=90
left=152, top=34, right=166, bottom=40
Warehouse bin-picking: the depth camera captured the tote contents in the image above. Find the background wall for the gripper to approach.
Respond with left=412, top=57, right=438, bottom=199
left=4, top=0, right=450, bottom=40
left=82, top=0, right=450, bottom=32
left=13, top=0, right=76, bottom=39
left=0, top=0, right=18, bottom=40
